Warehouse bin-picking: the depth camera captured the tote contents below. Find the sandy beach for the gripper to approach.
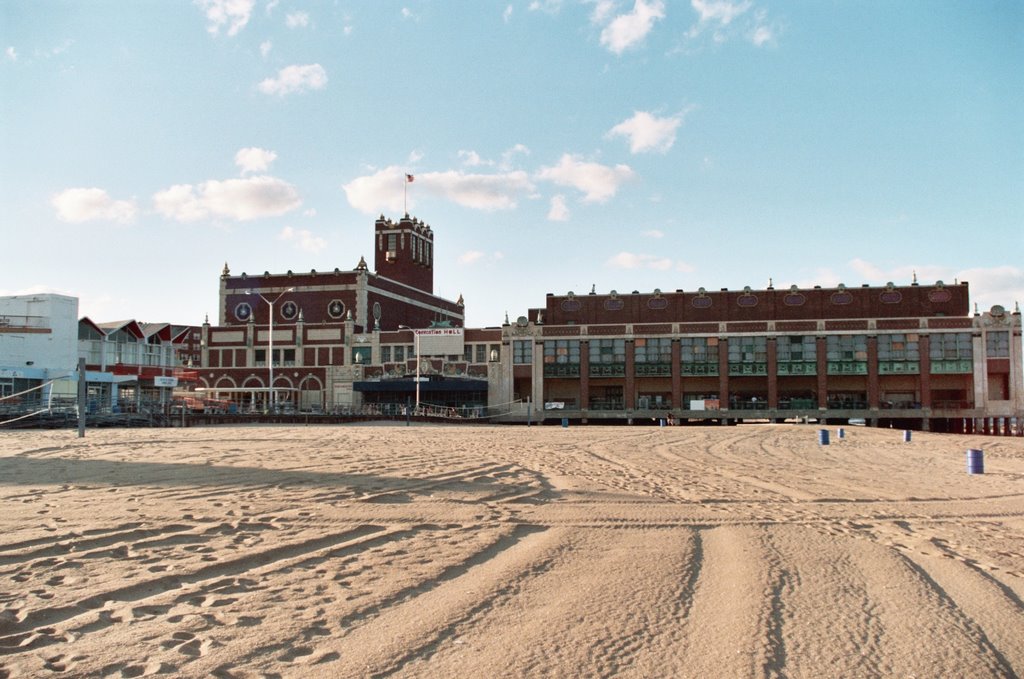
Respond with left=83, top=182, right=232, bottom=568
left=1, top=423, right=1022, bottom=678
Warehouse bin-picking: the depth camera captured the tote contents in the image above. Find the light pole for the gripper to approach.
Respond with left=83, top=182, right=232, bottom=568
left=246, top=287, right=294, bottom=412
left=398, top=325, right=420, bottom=413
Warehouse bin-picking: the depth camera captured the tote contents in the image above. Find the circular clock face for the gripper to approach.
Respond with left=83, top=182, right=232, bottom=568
left=234, top=302, right=252, bottom=321
left=373, top=302, right=382, bottom=321
left=280, top=301, right=299, bottom=320
left=328, top=299, right=345, bottom=319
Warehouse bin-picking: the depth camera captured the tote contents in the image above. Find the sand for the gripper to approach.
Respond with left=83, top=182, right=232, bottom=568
left=1, top=423, right=1022, bottom=678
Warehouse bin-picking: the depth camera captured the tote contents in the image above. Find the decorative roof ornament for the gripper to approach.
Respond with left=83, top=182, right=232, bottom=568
left=355, top=256, right=368, bottom=271
left=222, top=262, right=230, bottom=277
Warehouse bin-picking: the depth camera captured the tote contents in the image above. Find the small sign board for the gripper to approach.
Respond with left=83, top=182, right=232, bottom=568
left=153, top=376, right=178, bottom=388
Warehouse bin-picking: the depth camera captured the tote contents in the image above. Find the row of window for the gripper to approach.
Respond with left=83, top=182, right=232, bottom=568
left=385, top=233, right=433, bottom=266
left=521, top=333, right=1001, bottom=366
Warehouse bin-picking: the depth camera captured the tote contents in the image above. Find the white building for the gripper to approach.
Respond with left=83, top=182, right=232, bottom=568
left=0, top=294, right=80, bottom=402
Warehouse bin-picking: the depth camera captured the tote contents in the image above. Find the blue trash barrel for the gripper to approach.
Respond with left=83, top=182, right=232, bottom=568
left=818, top=429, right=829, bottom=445
left=836, top=427, right=845, bottom=439
left=561, top=417, right=569, bottom=428
left=967, top=449, right=984, bottom=474
left=902, top=430, right=912, bottom=442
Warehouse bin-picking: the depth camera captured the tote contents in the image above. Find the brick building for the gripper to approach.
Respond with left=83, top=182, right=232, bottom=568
left=195, top=214, right=502, bottom=413
left=187, top=214, right=1022, bottom=431
left=498, top=282, right=1022, bottom=431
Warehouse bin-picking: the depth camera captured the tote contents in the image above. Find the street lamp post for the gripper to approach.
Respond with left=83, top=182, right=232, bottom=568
left=398, top=325, right=421, bottom=413
left=247, top=287, right=294, bottom=412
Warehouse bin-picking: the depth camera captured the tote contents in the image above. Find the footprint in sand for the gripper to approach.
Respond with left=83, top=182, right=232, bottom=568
left=279, top=645, right=315, bottom=662
left=233, top=615, right=263, bottom=627
left=43, top=654, right=72, bottom=673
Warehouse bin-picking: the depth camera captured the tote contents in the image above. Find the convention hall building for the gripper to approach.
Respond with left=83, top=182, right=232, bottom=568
left=189, top=214, right=1022, bottom=432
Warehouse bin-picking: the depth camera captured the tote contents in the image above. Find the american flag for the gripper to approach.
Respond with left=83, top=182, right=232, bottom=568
left=405, top=174, right=415, bottom=183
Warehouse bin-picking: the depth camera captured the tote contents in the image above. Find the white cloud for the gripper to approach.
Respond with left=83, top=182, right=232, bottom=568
left=401, top=7, right=417, bottom=20
left=154, top=176, right=301, bottom=222
left=52, top=188, right=136, bottom=224
left=152, top=184, right=208, bottom=222
left=342, top=167, right=412, bottom=215
left=536, top=154, right=634, bottom=203
left=343, top=166, right=534, bottom=214
left=751, top=24, right=773, bottom=46
left=258, top=63, right=327, bottom=96
left=589, top=0, right=616, bottom=25
left=303, top=208, right=317, bottom=217
left=548, top=195, right=570, bottom=221
left=503, top=5, right=513, bottom=22
left=5, top=46, right=16, bottom=62
left=265, top=0, right=279, bottom=16
left=195, top=0, right=255, bottom=37
left=279, top=226, right=326, bottom=253
left=600, top=0, right=666, bottom=55
left=421, top=170, right=534, bottom=211
left=691, top=0, right=750, bottom=25
left=528, top=0, right=563, bottom=14
left=846, top=258, right=1024, bottom=312
left=459, top=250, right=504, bottom=265
left=500, top=143, right=531, bottom=169
left=259, top=40, right=272, bottom=58
left=644, top=229, right=664, bottom=238
left=686, top=0, right=774, bottom=47
left=235, top=147, right=278, bottom=174
left=458, top=150, right=488, bottom=167
left=607, top=110, right=685, bottom=154
left=959, top=265, right=1024, bottom=312
left=606, top=252, right=677, bottom=271
left=285, top=11, right=309, bottom=28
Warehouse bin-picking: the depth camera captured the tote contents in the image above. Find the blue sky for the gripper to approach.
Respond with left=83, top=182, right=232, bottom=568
left=2, top=0, right=1022, bottom=328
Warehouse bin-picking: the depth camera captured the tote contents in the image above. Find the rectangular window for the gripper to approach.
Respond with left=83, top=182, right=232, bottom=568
left=634, top=338, right=672, bottom=363
left=826, top=335, right=869, bottom=374
left=679, top=337, right=719, bottom=375
left=394, top=346, right=405, bottom=362
left=464, top=344, right=474, bottom=362
left=544, top=340, right=581, bottom=364
left=544, top=340, right=581, bottom=376
left=634, top=338, right=672, bottom=376
left=877, top=334, right=920, bottom=374
left=986, top=331, right=1009, bottom=358
left=476, top=344, right=487, bottom=363
left=591, top=339, right=626, bottom=364
left=513, top=340, right=532, bottom=364
left=776, top=336, right=816, bottom=374
left=727, top=336, right=767, bottom=375
left=381, top=346, right=391, bottom=363
left=589, top=339, right=626, bottom=377
left=929, top=332, right=973, bottom=374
